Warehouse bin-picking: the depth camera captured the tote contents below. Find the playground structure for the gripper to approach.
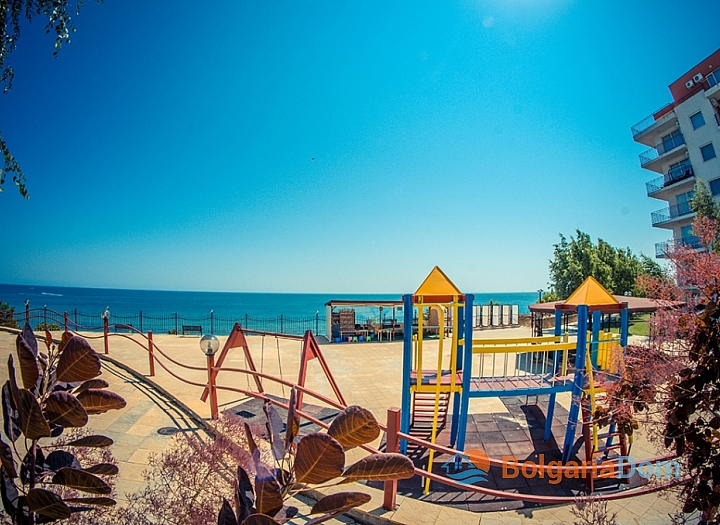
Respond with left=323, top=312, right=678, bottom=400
left=11, top=290, right=687, bottom=509
left=400, top=268, right=632, bottom=492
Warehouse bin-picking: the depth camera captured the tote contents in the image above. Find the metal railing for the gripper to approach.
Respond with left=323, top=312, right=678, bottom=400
left=14, top=307, right=326, bottom=337
left=651, top=203, right=694, bottom=226
left=655, top=235, right=702, bottom=257
left=631, top=104, right=673, bottom=137
left=639, top=133, right=686, bottom=167
left=645, top=163, right=694, bottom=194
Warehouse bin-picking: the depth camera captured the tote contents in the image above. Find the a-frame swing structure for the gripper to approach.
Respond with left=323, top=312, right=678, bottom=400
left=201, top=323, right=346, bottom=410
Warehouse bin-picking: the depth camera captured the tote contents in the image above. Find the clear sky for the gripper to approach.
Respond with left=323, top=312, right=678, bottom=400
left=0, top=0, right=718, bottom=294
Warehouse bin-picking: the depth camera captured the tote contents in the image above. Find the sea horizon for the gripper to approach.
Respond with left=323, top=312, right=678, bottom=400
left=0, top=282, right=539, bottom=320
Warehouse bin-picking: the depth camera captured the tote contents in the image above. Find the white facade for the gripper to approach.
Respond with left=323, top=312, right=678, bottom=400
left=632, top=61, right=720, bottom=258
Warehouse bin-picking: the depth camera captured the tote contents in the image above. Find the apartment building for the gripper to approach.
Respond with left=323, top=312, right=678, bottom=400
left=631, top=48, right=720, bottom=258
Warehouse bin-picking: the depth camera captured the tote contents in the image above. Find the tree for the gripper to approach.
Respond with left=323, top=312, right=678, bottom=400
left=0, top=1, right=100, bottom=198
left=547, top=230, right=660, bottom=299
left=690, top=179, right=720, bottom=223
left=608, top=215, right=720, bottom=523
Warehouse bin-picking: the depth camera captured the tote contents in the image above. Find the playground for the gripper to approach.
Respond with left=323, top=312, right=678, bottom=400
left=3, top=267, right=688, bottom=523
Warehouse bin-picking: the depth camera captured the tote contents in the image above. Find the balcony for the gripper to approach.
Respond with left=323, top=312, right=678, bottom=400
left=631, top=106, right=676, bottom=145
left=639, top=133, right=687, bottom=172
left=655, top=235, right=702, bottom=258
left=651, top=202, right=695, bottom=227
left=645, top=164, right=695, bottom=196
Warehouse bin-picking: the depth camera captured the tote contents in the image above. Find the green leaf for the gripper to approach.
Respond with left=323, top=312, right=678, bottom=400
left=51, top=467, right=111, bottom=494
left=15, top=335, right=40, bottom=391
left=310, top=492, right=371, bottom=515
left=65, top=435, right=113, bottom=448
left=254, top=464, right=283, bottom=517
left=26, top=488, right=71, bottom=520
left=63, top=497, right=116, bottom=507
left=45, top=391, right=88, bottom=427
left=83, top=463, right=118, bottom=476
left=16, top=388, right=51, bottom=440
left=0, top=439, right=17, bottom=478
left=56, top=337, right=101, bottom=383
left=327, top=406, right=380, bottom=449
left=342, top=453, right=415, bottom=481
left=294, top=433, right=345, bottom=484
left=75, top=389, right=126, bottom=415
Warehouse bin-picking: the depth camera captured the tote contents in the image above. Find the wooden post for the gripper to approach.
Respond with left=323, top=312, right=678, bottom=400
left=148, top=331, right=155, bottom=377
left=103, top=317, right=109, bottom=355
left=207, top=353, right=219, bottom=420
left=383, top=407, right=401, bottom=511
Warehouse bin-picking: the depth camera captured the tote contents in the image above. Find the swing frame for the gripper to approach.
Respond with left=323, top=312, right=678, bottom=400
left=200, top=323, right=346, bottom=410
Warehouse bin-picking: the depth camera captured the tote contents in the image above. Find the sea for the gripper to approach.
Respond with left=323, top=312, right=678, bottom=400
left=0, top=283, right=537, bottom=335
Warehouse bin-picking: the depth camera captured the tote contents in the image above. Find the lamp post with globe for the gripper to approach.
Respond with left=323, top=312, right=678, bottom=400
left=201, top=334, right=220, bottom=419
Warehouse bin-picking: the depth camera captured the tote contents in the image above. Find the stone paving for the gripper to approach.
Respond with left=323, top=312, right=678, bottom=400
left=0, top=327, right=694, bottom=524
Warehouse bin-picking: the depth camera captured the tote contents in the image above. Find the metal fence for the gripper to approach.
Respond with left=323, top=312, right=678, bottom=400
left=12, top=307, right=325, bottom=337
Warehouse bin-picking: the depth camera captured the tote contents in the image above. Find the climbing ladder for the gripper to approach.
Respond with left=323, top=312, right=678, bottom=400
left=411, top=391, right=450, bottom=427
left=581, top=339, right=629, bottom=491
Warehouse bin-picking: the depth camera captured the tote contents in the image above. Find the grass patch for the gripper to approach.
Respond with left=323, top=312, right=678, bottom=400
left=607, top=312, right=650, bottom=337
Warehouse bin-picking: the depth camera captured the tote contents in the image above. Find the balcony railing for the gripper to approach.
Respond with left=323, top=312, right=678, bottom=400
left=631, top=104, right=673, bottom=137
left=639, top=133, right=686, bottom=167
left=651, top=202, right=694, bottom=226
left=655, top=235, right=702, bottom=258
left=645, top=164, right=694, bottom=195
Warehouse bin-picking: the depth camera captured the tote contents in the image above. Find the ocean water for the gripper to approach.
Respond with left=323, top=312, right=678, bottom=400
left=0, top=283, right=537, bottom=318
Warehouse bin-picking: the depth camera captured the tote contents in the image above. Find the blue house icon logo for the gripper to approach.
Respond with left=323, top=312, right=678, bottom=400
left=441, top=449, right=489, bottom=485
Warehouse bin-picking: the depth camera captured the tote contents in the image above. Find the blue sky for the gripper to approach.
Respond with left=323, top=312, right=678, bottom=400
left=1, top=0, right=719, bottom=294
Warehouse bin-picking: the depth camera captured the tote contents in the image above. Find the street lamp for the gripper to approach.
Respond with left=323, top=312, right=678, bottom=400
left=201, top=334, right=220, bottom=419
left=101, top=307, right=110, bottom=355
left=537, top=289, right=543, bottom=303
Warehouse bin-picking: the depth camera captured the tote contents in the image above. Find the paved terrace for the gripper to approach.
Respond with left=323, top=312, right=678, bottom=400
left=0, top=328, right=688, bottom=524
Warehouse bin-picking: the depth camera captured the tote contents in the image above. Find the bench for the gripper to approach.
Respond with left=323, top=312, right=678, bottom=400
left=114, top=324, right=134, bottom=333
left=182, top=325, right=203, bottom=336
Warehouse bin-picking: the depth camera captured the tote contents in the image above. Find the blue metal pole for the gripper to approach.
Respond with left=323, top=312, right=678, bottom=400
left=400, top=294, right=413, bottom=454
left=591, top=310, right=601, bottom=369
left=455, top=294, right=474, bottom=453
left=620, top=304, right=629, bottom=348
left=450, top=303, right=465, bottom=446
left=562, top=304, right=588, bottom=463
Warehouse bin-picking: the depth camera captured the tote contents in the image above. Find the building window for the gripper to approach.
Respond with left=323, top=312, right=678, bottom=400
left=677, top=190, right=695, bottom=214
left=710, top=177, right=720, bottom=197
left=708, top=70, right=720, bottom=88
left=690, top=111, right=706, bottom=130
left=700, top=142, right=717, bottom=162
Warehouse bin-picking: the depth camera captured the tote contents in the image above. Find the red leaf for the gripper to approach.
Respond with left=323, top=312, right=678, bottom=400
left=294, top=433, right=345, bottom=484
left=56, top=337, right=101, bottom=383
left=75, top=389, right=126, bottom=415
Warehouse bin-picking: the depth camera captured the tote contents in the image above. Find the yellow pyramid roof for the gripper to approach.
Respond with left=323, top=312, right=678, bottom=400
left=564, top=276, right=619, bottom=306
left=414, top=266, right=463, bottom=299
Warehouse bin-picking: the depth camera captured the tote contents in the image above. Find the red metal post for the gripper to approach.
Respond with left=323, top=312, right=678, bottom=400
left=383, top=407, right=401, bottom=511
left=148, top=331, right=155, bottom=377
left=64, top=312, right=69, bottom=333
left=207, top=353, right=219, bottom=420
left=103, top=317, right=109, bottom=355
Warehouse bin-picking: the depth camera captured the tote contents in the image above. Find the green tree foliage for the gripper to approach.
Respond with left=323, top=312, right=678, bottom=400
left=548, top=230, right=661, bottom=299
left=0, top=299, right=17, bottom=328
left=690, top=179, right=720, bottom=223
left=0, top=1, right=101, bottom=198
